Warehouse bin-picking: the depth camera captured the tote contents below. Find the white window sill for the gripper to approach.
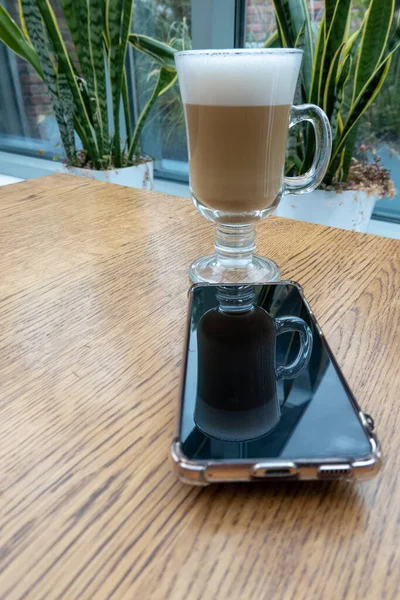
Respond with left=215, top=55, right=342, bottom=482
left=0, top=150, right=191, bottom=197
left=0, top=174, right=23, bottom=186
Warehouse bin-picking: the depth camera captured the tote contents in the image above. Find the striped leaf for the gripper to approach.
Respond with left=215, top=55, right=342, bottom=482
left=119, top=0, right=134, bottom=151
left=0, top=4, right=43, bottom=77
left=128, top=34, right=176, bottom=70
left=323, top=42, right=344, bottom=119
left=57, top=68, right=76, bottom=156
left=294, top=23, right=305, bottom=48
left=330, top=53, right=394, bottom=167
left=59, top=0, right=109, bottom=161
left=308, top=16, right=325, bottom=103
left=122, top=71, right=132, bottom=152
left=62, top=0, right=107, bottom=158
left=35, top=0, right=99, bottom=163
left=324, top=0, right=337, bottom=35
left=275, top=17, right=287, bottom=48
left=317, top=0, right=351, bottom=106
left=59, top=0, right=81, bottom=65
left=128, top=67, right=177, bottom=162
left=272, top=0, right=313, bottom=100
left=88, top=0, right=109, bottom=157
left=353, top=0, right=394, bottom=100
left=107, top=0, right=134, bottom=167
left=101, top=0, right=109, bottom=46
left=21, top=0, right=75, bottom=159
left=331, top=53, right=351, bottom=141
left=341, top=127, right=359, bottom=181
left=323, top=54, right=352, bottom=183
left=107, top=0, right=122, bottom=166
left=263, top=30, right=280, bottom=48
left=18, top=0, right=30, bottom=41
left=343, top=20, right=364, bottom=60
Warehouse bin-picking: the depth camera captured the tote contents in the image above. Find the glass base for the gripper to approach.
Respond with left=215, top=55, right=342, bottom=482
left=189, top=254, right=280, bottom=283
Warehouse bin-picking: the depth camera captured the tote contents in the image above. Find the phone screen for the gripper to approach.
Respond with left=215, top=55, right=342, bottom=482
left=179, top=283, right=372, bottom=461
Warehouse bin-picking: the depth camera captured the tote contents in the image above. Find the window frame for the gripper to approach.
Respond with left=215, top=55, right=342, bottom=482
left=0, top=0, right=242, bottom=185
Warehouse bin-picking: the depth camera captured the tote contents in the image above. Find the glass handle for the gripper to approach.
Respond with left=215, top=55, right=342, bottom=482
left=275, top=316, right=313, bottom=381
left=283, top=104, right=332, bottom=195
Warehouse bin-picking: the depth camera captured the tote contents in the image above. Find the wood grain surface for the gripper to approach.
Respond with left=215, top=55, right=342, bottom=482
left=1, top=174, right=400, bottom=600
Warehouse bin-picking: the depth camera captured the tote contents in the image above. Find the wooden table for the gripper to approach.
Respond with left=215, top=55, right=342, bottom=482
left=1, top=174, right=400, bottom=600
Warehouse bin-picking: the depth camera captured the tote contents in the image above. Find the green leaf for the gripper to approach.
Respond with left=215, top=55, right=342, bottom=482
left=35, top=0, right=99, bottom=163
left=341, top=127, right=359, bottom=181
left=330, top=52, right=394, bottom=166
left=57, top=68, right=76, bottom=157
left=107, top=0, right=123, bottom=166
left=317, top=0, right=351, bottom=106
left=70, top=0, right=106, bottom=156
left=309, top=16, right=325, bottom=103
left=323, top=54, right=352, bottom=184
left=107, top=0, right=134, bottom=167
left=353, top=0, right=394, bottom=100
left=323, top=42, right=344, bottom=120
left=128, top=67, right=177, bottom=162
left=0, top=4, right=43, bottom=77
left=263, top=30, right=280, bottom=48
left=88, top=0, right=109, bottom=157
left=17, top=0, right=31, bottom=41
left=330, top=53, right=352, bottom=141
left=294, top=22, right=305, bottom=48
left=61, top=0, right=104, bottom=158
left=271, top=0, right=313, bottom=100
left=128, top=33, right=176, bottom=70
left=324, top=0, right=338, bottom=34
left=21, top=0, right=76, bottom=159
left=121, top=71, right=132, bottom=152
left=263, top=30, right=279, bottom=48
left=343, top=26, right=362, bottom=60
left=59, top=0, right=82, bottom=67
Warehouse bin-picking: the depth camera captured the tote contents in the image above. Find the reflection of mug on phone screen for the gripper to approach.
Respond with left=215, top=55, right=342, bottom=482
left=194, top=286, right=312, bottom=442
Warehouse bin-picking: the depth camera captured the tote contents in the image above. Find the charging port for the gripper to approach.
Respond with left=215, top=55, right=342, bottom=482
left=252, top=462, right=297, bottom=479
left=264, top=468, right=293, bottom=477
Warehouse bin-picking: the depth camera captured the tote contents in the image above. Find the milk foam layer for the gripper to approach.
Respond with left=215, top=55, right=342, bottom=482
left=175, top=50, right=302, bottom=106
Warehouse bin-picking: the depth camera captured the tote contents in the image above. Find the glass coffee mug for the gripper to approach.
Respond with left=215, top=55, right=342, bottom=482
left=175, top=49, right=332, bottom=283
left=194, top=285, right=313, bottom=441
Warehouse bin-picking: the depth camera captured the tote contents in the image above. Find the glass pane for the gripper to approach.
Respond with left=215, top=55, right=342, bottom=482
left=132, top=0, right=191, bottom=178
left=0, top=1, right=66, bottom=160
left=244, top=0, right=400, bottom=222
left=0, top=0, right=192, bottom=178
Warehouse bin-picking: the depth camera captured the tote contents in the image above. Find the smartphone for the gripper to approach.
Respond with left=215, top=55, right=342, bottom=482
left=171, top=282, right=381, bottom=484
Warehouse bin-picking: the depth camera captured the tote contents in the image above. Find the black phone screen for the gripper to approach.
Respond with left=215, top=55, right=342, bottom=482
left=179, top=283, right=372, bottom=461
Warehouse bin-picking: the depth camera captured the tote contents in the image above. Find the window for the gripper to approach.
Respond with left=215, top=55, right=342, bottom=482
left=243, top=0, right=400, bottom=222
left=0, top=0, right=192, bottom=181
left=0, top=1, right=68, bottom=160
left=132, top=0, right=191, bottom=181
left=0, top=0, right=399, bottom=225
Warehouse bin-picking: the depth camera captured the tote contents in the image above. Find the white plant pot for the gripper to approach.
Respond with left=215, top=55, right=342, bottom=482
left=275, top=189, right=377, bottom=232
left=64, top=160, right=154, bottom=190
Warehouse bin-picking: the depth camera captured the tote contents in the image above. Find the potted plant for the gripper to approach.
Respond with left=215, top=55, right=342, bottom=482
left=0, top=0, right=177, bottom=189
left=264, top=0, right=399, bottom=231
left=132, top=0, right=400, bottom=231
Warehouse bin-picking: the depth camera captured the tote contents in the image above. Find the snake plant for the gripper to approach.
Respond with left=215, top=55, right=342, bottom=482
left=266, top=0, right=400, bottom=185
left=131, top=0, right=400, bottom=187
left=0, top=0, right=177, bottom=169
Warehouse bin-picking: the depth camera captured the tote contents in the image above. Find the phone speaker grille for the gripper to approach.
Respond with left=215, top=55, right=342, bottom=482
left=318, top=465, right=352, bottom=479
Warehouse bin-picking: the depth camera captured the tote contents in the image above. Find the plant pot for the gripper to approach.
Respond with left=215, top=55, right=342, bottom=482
left=275, top=189, right=377, bottom=233
left=64, top=160, right=154, bottom=190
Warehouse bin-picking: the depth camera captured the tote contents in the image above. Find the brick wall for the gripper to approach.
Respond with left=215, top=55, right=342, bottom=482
left=245, top=0, right=325, bottom=46
left=246, top=0, right=275, bottom=45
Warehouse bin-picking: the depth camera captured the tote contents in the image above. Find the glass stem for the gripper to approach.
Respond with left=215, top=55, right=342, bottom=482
left=214, top=224, right=256, bottom=268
